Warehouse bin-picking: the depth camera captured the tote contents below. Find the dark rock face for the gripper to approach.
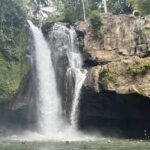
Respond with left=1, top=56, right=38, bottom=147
left=79, top=88, right=150, bottom=138
left=42, top=22, right=54, bottom=38
left=0, top=71, right=38, bottom=136
left=83, top=52, right=111, bottom=67
left=76, top=29, right=85, bottom=53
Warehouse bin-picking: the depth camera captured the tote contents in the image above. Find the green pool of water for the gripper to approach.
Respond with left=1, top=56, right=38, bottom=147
left=0, top=139, right=150, bottom=150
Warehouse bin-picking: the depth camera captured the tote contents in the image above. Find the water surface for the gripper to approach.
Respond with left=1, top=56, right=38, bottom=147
left=1, top=139, right=150, bottom=150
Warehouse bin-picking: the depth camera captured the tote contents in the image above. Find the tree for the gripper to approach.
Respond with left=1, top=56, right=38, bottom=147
left=136, top=0, right=150, bottom=16
left=107, top=0, right=127, bottom=14
left=0, top=0, right=26, bottom=58
left=81, top=0, right=86, bottom=21
left=89, top=9, right=102, bottom=37
left=63, top=0, right=84, bottom=23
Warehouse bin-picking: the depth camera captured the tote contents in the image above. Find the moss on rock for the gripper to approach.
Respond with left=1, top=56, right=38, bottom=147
left=100, top=67, right=117, bottom=90
left=127, top=63, right=150, bottom=76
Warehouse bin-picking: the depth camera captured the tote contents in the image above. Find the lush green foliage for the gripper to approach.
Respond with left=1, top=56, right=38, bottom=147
left=0, top=0, right=26, bottom=58
left=107, top=0, right=133, bottom=14
left=89, top=10, right=101, bottom=29
left=0, top=0, right=29, bottom=102
left=85, top=0, right=99, bottom=9
left=45, top=0, right=150, bottom=23
left=62, top=0, right=100, bottom=23
left=100, top=67, right=117, bottom=89
left=107, top=0, right=150, bottom=15
left=63, top=0, right=84, bottom=23
left=127, top=63, right=150, bottom=76
left=127, top=0, right=137, bottom=5
left=89, top=10, right=102, bottom=37
left=85, top=0, right=101, bottom=13
left=136, top=0, right=150, bottom=16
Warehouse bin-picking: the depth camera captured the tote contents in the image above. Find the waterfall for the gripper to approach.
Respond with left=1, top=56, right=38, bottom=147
left=68, top=28, right=87, bottom=128
left=25, top=21, right=89, bottom=140
left=48, top=23, right=87, bottom=129
left=28, top=21, right=63, bottom=137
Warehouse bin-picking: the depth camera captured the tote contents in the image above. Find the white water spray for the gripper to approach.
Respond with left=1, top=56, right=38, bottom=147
left=28, top=20, right=63, bottom=136
left=49, top=24, right=87, bottom=128
left=67, top=28, right=87, bottom=128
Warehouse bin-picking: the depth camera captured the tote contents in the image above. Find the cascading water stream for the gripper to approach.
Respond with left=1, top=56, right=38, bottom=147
left=28, top=20, right=63, bottom=137
left=48, top=24, right=87, bottom=129
left=67, top=28, right=87, bottom=128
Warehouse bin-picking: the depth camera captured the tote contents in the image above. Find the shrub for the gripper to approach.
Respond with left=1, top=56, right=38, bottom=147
left=89, top=10, right=101, bottom=29
left=63, top=3, right=83, bottom=23
left=136, top=0, right=150, bottom=16
left=99, top=67, right=117, bottom=89
left=127, top=63, right=150, bottom=76
left=107, top=0, right=126, bottom=14
left=89, top=10, right=102, bottom=37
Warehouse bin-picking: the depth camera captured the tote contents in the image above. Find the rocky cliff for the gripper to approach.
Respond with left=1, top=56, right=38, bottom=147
left=76, top=14, right=150, bottom=96
left=76, top=14, right=150, bottom=138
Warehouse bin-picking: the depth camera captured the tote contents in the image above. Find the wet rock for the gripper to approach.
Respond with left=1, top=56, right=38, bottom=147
left=42, top=22, right=54, bottom=37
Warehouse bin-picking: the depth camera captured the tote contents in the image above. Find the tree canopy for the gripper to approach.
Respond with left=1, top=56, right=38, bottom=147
left=136, top=0, right=150, bottom=16
left=0, top=0, right=26, bottom=59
